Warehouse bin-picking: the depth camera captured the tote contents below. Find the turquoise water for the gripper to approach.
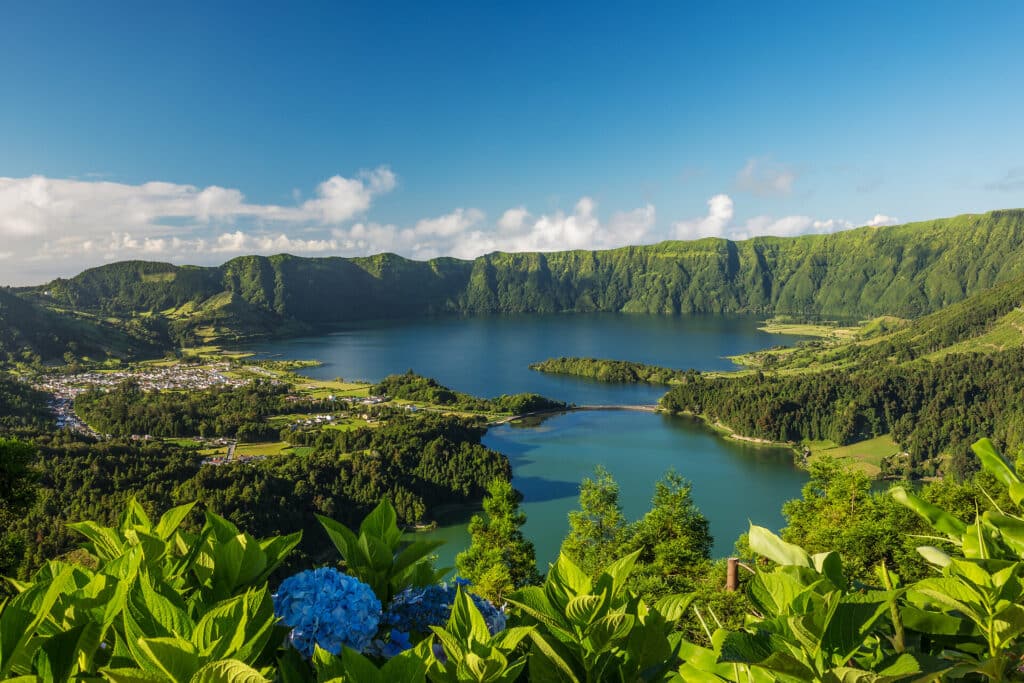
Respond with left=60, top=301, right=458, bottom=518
left=249, top=313, right=807, bottom=565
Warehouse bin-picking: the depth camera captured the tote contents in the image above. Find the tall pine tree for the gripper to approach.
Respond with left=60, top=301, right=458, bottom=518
left=456, top=478, right=540, bottom=601
left=560, top=465, right=628, bottom=576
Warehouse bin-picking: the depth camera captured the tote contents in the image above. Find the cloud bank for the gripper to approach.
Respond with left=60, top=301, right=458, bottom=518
left=0, top=168, right=896, bottom=285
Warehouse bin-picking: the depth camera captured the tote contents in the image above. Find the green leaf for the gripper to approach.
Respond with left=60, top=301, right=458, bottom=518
left=155, top=503, right=196, bottom=540
left=748, top=525, right=811, bottom=567
left=747, top=571, right=808, bottom=617
left=203, top=513, right=241, bottom=544
left=317, top=514, right=360, bottom=564
left=653, top=592, right=697, bottom=622
left=121, top=497, right=154, bottom=532
left=972, top=439, right=1020, bottom=489
left=101, top=668, right=169, bottom=683
left=136, top=637, right=201, bottom=683
left=586, top=612, right=634, bottom=653
left=811, top=551, right=847, bottom=590
left=391, top=539, right=444, bottom=577
left=230, top=534, right=269, bottom=588
left=36, top=623, right=93, bottom=682
left=527, top=631, right=582, bottom=683
left=137, top=571, right=194, bottom=639
left=380, top=648, right=429, bottom=683
left=915, top=545, right=952, bottom=567
left=340, top=647, right=384, bottom=683
left=359, top=499, right=402, bottom=548
left=821, top=595, right=892, bottom=662
left=505, top=587, right=569, bottom=636
left=565, top=595, right=605, bottom=627
left=312, top=645, right=346, bottom=680
left=357, top=534, right=392, bottom=572
left=67, top=521, right=125, bottom=561
left=450, top=587, right=492, bottom=644
left=0, top=566, right=74, bottom=678
left=598, top=549, right=641, bottom=597
left=891, top=487, right=967, bottom=537
left=257, top=531, right=302, bottom=581
left=190, top=660, right=269, bottom=683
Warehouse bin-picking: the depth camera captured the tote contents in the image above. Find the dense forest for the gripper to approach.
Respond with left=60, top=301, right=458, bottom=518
left=2, top=209, right=1021, bottom=358
left=74, top=379, right=291, bottom=439
left=662, top=349, right=1024, bottom=478
left=1, top=407, right=510, bottom=580
left=530, top=357, right=690, bottom=384
left=371, top=371, right=568, bottom=414
left=655, top=269, right=1024, bottom=478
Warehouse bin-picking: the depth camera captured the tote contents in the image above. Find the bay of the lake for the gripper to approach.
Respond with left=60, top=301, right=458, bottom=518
left=248, top=313, right=807, bottom=567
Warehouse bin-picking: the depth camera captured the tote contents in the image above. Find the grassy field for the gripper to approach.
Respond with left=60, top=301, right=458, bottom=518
left=759, top=321, right=859, bottom=340
left=804, top=434, right=900, bottom=477
left=198, top=441, right=310, bottom=458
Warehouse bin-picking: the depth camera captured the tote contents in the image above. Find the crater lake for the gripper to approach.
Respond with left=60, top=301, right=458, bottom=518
left=247, top=313, right=808, bottom=566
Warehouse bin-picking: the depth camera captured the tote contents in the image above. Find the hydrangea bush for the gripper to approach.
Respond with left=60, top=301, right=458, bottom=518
left=383, top=581, right=506, bottom=638
left=273, top=567, right=382, bottom=657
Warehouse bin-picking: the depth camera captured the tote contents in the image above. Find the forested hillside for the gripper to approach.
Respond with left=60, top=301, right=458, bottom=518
left=662, top=271, right=1024, bottom=478
left=17, top=208, right=1024, bottom=348
left=0, top=287, right=165, bottom=364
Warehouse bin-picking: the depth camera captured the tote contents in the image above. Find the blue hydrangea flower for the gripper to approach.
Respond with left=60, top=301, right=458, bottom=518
left=383, top=582, right=506, bottom=637
left=364, top=628, right=414, bottom=659
left=273, top=567, right=382, bottom=658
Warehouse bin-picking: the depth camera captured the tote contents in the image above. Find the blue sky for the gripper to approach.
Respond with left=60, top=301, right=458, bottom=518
left=2, top=1, right=1023, bottom=284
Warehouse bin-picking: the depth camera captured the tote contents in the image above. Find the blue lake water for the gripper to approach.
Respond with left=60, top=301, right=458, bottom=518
left=249, top=313, right=807, bottom=566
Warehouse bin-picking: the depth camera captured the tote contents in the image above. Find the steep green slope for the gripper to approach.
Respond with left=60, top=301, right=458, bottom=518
left=661, top=271, right=1024, bottom=478
left=0, top=288, right=165, bottom=363
left=25, top=208, right=1024, bottom=343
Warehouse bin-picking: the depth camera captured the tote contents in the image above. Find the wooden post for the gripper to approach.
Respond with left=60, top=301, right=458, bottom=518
left=726, top=557, right=739, bottom=591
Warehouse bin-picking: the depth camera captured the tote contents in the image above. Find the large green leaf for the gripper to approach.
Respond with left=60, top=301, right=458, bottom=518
left=316, top=514, right=359, bottom=563
left=654, top=592, right=697, bottom=622
left=136, top=637, right=201, bottom=683
left=0, top=567, right=74, bottom=677
left=586, top=613, right=634, bottom=653
left=190, top=660, right=269, bottom=683
left=101, top=668, right=169, bottom=682
left=67, top=521, right=125, bottom=561
left=972, top=439, right=1019, bottom=489
left=154, top=503, right=196, bottom=541
left=359, top=499, right=402, bottom=548
left=748, top=525, right=811, bottom=567
left=34, top=623, right=95, bottom=682
left=890, top=487, right=967, bottom=538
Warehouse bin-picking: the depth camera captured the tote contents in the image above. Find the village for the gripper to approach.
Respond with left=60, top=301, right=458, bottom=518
left=31, top=362, right=250, bottom=400
left=24, top=357, right=412, bottom=467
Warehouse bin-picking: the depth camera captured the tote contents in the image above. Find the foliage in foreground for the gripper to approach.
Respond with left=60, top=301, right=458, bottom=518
left=4, top=439, right=1024, bottom=681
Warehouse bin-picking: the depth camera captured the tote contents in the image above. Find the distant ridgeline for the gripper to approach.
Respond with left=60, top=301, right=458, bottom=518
left=5, top=208, right=1024, bottom=360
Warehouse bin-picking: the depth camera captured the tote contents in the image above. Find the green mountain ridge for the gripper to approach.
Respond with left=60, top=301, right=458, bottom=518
left=5, top=208, right=1024, bottom=359
left=0, top=287, right=165, bottom=364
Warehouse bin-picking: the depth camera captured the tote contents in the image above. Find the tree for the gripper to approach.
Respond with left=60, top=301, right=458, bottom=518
left=560, top=465, right=628, bottom=576
left=0, top=438, right=38, bottom=577
left=780, top=457, right=926, bottom=582
left=456, top=478, right=540, bottom=601
left=626, top=471, right=712, bottom=598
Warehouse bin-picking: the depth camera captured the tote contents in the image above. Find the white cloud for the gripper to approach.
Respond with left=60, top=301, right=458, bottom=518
left=673, top=194, right=734, bottom=239
left=735, top=158, right=796, bottom=196
left=446, top=198, right=656, bottom=258
left=0, top=166, right=394, bottom=241
left=864, top=214, right=899, bottom=227
left=412, top=208, right=484, bottom=237
left=672, top=194, right=896, bottom=241
left=0, top=169, right=900, bottom=286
